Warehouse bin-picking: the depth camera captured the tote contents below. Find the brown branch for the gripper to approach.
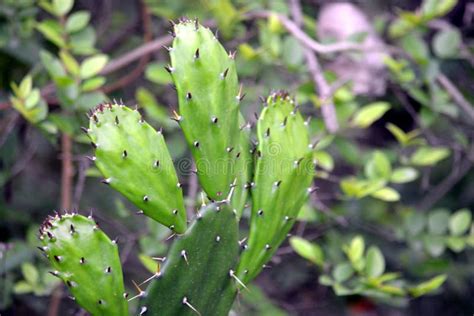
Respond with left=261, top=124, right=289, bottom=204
left=288, top=0, right=338, bottom=133
left=437, top=74, right=474, bottom=122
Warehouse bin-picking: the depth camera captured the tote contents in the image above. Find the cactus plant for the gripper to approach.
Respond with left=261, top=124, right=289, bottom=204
left=39, top=19, right=315, bottom=316
left=144, top=202, right=239, bottom=315
left=39, top=212, right=128, bottom=316
left=237, top=91, right=315, bottom=283
left=86, top=103, right=187, bottom=233
left=168, top=19, right=247, bottom=203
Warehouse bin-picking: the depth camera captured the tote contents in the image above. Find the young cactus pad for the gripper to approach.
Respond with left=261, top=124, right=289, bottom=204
left=87, top=103, right=187, bottom=233
left=144, top=202, right=239, bottom=316
left=168, top=19, right=243, bottom=201
left=39, top=212, right=128, bottom=316
left=237, top=91, right=315, bottom=283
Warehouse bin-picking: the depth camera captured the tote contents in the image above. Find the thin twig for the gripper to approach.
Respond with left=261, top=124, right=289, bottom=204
left=437, top=74, right=474, bottom=122
left=288, top=0, right=339, bottom=132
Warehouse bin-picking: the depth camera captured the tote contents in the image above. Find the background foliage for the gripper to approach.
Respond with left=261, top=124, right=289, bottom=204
left=1, top=0, right=474, bottom=315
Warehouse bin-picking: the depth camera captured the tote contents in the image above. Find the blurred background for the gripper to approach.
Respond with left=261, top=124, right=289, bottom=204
left=1, top=0, right=474, bottom=315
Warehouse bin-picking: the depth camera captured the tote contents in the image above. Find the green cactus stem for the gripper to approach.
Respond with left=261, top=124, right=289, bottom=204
left=237, top=91, right=315, bottom=283
left=143, top=202, right=239, bottom=316
left=87, top=103, right=187, bottom=233
left=38, top=212, right=128, bottom=316
left=168, top=19, right=244, bottom=201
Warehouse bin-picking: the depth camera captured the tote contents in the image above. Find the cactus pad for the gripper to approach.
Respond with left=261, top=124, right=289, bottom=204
left=168, top=20, right=243, bottom=201
left=144, top=202, right=239, bottom=315
left=39, top=212, right=127, bottom=316
left=87, top=103, right=187, bottom=233
left=237, top=91, right=315, bottom=283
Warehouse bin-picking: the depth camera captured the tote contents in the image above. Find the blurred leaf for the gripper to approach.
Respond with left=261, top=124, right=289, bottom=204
left=428, top=209, right=450, bottom=235
left=74, top=91, right=106, bottom=111
left=281, top=36, right=303, bottom=69
left=70, top=26, right=96, bottom=55
left=80, top=54, right=108, bottom=79
left=81, top=76, right=106, bottom=91
left=410, top=147, right=450, bottom=166
left=135, top=87, right=174, bottom=129
left=319, top=274, right=334, bottom=286
left=352, top=102, right=390, bottom=128
left=365, top=246, right=385, bottom=277
left=333, top=263, right=354, bottom=282
left=365, top=151, right=391, bottom=180
left=66, top=11, right=90, bottom=33
left=21, top=262, right=39, bottom=285
left=346, top=236, right=364, bottom=266
left=390, top=167, right=418, bottom=183
left=445, top=236, right=465, bottom=252
left=145, top=62, right=173, bottom=85
left=433, top=28, right=461, bottom=58
left=13, top=281, right=32, bottom=294
left=25, top=89, right=41, bottom=109
left=313, top=150, right=334, bottom=171
left=138, top=254, right=159, bottom=274
left=52, top=0, right=73, bottom=16
left=449, top=209, right=472, bottom=236
left=290, top=236, right=324, bottom=266
left=409, top=274, right=447, bottom=297
left=19, top=75, right=32, bottom=98
left=36, top=20, right=65, bottom=47
left=59, top=50, right=80, bottom=76
left=40, top=50, right=67, bottom=78
left=400, top=33, right=429, bottom=64
left=371, top=187, right=400, bottom=202
left=423, top=235, right=446, bottom=257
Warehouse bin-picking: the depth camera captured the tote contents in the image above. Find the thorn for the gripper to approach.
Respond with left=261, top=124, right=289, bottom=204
left=90, top=142, right=97, bottom=149
left=216, top=235, right=221, bottom=242
left=105, top=266, right=111, bottom=273
left=143, top=195, right=149, bottom=202
left=37, top=246, right=48, bottom=252
left=164, top=65, right=174, bottom=73
left=259, top=96, right=266, bottom=104
left=92, top=114, right=98, bottom=124
left=181, top=250, right=188, bottom=265
left=265, top=128, right=270, bottom=138
left=157, top=127, right=163, bottom=134
left=308, top=187, right=318, bottom=194
left=153, top=160, right=160, bottom=168
left=265, top=244, right=272, bottom=250
left=284, top=216, right=291, bottom=221
left=238, top=237, right=247, bottom=246
left=194, top=18, right=199, bottom=31
left=186, top=92, right=192, bottom=100
left=169, top=225, right=175, bottom=231
left=214, top=29, right=219, bottom=39
left=262, top=264, right=271, bottom=269
left=182, top=297, right=201, bottom=316
left=54, top=255, right=62, bottom=262
left=257, top=209, right=263, bottom=216
left=304, top=116, right=311, bottom=126
left=177, top=182, right=182, bottom=188
left=168, top=30, right=176, bottom=37
left=70, top=224, right=75, bottom=234
left=236, top=152, right=241, bottom=158
left=101, top=178, right=111, bottom=185
left=171, top=110, right=182, bottom=122
left=194, top=48, right=200, bottom=60
left=123, top=293, right=129, bottom=299
left=66, top=280, right=75, bottom=287
left=136, top=210, right=144, bottom=215
left=229, top=50, right=237, bottom=59
left=140, top=306, right=148, bottom=315
left=115, top=116, right=119, bottom=125
left=229, top=270, right=248, bottom=290
left=193, top=141, right=200, bottom=148
left=282, top=117, right=288, bottom=127
left=274, top=180, right=282, bottom=187
left=226, top=147, right=234, bottom=153
left=80, top=127, right=89, bottom=134
left=152, top=256, right=166, bottom=262
left=294, top=158, right=303, bottom=166
left=254, top=112, right=259, bottom=120
left=166, top=233, right=176, bottom=241
left=128, top=280, right=145, bottom=301
left=80, top=257, right=85, bottom=264
left=162, top=45, right=172, bottom=51
left=122, top=150, right=127, bottom=158
left=172, top=209, right=178, bottom=215
left=211, top=116, right=218, bottom=124
left=86, top=156, right=96, bottom=162
left=220, top=68, right=229, bottom=80
left=236, top=84, right=245, bottom=102
left=49, top=271, right=60, bottom=277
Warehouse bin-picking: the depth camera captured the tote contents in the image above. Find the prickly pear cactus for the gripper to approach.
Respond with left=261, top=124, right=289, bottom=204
left=39, top=212, right=128, bottom=316
left=237, top=91, right=315, bottom=283
left=144, top=202, right=239, bottom=315
left=168, top=19, right=245, bottom=202
left=86, top=103, right=187, bottom=233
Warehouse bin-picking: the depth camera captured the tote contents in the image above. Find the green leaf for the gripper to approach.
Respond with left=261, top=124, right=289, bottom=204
left=53, top=0, right=74, bottom=16
left=81, top=76, right=106, bottom=92
left=365, top=151, right=391, bottom=180
left=36, top=20, right=65, bottom=47
left=313, top=150, right=334, bottom=171
left=145, top=62, right=173, bottom=85
left=59, top=50, right=80, bottom=76
left=449, top=209, right=472, bottom=236
left=352, top=102, right=391, bottom=128
left=409, top=274, right=447, bottom=297
left=333, top=263, right=354, bottom=282
left=346, top=236, right=365, bottom=264
left=445, top=236, right=466, bottom=252
left=433, top=28, right=461, bottom=58
left=25, top=89, right=41, bottom=109
left=40, top=50, right=66, bottom=79
left=80, top=54, right=108, bottom=79
left=70, top=26, right=96, bottom=55
left=319, top=274, right=334, bottom=286
left=410, top=146, right=450, bottom=166
left=135, top=87, right=174, bottom=129
left=428, top=209, right=450, bottom=235
left=371, top=187, right=400, bottom=202
left=13, top=281, right=33, bottom=294
left=390, top=167, right=418, bottom=183
left=400, top=33, right=429, bottom=64
left=66, top=11, right=90, bottom=33
left=19, top=75, right=32, bottom=98
left=423, top=235, right=446, bottom=257
left=138, top=254, right=158, bottom=274
left=365, top=246, right=385, bottom=277
left=289, top=236, right=324, bottom=266
left=21, top=262, right=39, bottom=285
